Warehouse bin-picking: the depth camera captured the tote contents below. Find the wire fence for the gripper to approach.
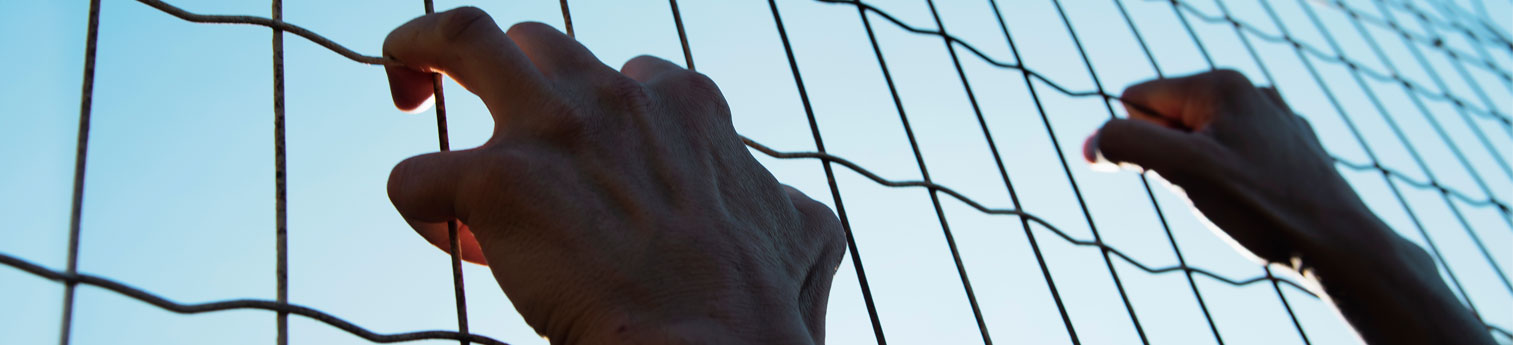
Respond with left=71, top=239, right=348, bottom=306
left=2, top=0, right=1510, bottom=344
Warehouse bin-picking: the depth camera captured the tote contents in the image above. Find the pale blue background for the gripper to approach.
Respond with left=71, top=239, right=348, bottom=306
left=2, top=0, right=1511, bottom=344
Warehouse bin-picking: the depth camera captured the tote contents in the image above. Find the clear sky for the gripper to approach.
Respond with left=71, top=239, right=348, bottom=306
left=2, top=0, right=1510, bottom=344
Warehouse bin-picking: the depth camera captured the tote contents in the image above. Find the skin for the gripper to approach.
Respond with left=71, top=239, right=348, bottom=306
left=381, top=7, right=1493, bottom=345
left=1088, top=70, right=1494, bottom=345
left=382, top=7, right=843, bottom=345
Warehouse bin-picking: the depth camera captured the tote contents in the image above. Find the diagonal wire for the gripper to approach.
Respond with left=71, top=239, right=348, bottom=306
left=763, top=2, right=888, bottom=343
left=1331, top=0, right=1513, bottom=58
left=3, top=253, right=510, bottom=345
left=1152, top=0, right=1513, bottom=128
left=63, top=0, right=1511, bottom=340
left=59, top=1, right=103, bottom=344
left=808, top=0, right=1513, bottom=221
left=741, top=138, right=1320, bottom=295
left=1106, top=0, right=1274, bottom=342
left=817, top=0, right=1513, bottom=213
left=847, top=2, right=997, bottom=342
left=1280, top=0, right=1492, bottom=322
left=1147, top=0, right=1316, bottom=342
left=1356, top=0, right=1513, bottom=293
left=129, top=0, right=1513, bottom=216
left=114, top=0, right=1503, bottom=300
left=419, top=2, right=472, bottom=345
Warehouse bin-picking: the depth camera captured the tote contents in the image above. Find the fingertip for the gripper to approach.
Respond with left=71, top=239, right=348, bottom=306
left=1082, top=131, right=1099, bottom=163
left=386, top=66, right=437, bottom=113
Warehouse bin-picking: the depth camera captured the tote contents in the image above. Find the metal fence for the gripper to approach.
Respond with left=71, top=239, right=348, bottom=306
left=1, top=0, right=1510, bottom=344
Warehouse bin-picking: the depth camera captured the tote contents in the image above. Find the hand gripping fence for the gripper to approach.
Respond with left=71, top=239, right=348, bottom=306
left=5, top=0, right=1510, bottom=344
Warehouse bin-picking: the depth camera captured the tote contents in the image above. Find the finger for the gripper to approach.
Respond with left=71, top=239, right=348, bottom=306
left=505, top=22, right=612, bottom=80
left=383, top=6, right=549, bottom=114
left=388, top=150, right=487, bottom=264
left=1119, top=69, right=1256, bottom=131
left=621, top=55, right=686, bottom=83
left=1089, top=118, right=1220, bottom=178
left=1258, top=86, right=1289, bottom=110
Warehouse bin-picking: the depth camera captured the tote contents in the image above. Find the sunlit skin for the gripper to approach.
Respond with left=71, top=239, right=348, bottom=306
left=382, top=7, right=1493, bottom=345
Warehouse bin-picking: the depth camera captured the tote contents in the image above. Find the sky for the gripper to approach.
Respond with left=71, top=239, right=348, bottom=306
left=1, top=0, right=1511, bottom=344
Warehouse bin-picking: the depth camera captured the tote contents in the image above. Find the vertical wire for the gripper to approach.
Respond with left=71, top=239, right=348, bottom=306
left=982, top=1, right=1086, bottom=343
left=666, top=0, right=693, bottom=71
left=59, top=1, right=102, bottom=344
left=1419, top=35, right=1513, bottom=180
left=1349, top=0, right=1513, bottom=294
left=562, top=0, right=571, bottom=37
left=765, top=1, right=887, bottom=343
left=1334, top=0, right=1513, bottom=297
left=1043, top=0, right=1161, bottom=342
left=1285, top=0, right=1487, bottom=320
left=422, top=1, right=470, bottom=344
left=272, top=0, right=289, bottom=343
left=1100, top=0, right=1233, bottom=343
left=1156, top=1, right=1314, bottom=342
left=916, top=0, right=1034, bottom=341
left=850, top=4, right=995, bottom=343
left=1382, top=0, right=1513, bottom=182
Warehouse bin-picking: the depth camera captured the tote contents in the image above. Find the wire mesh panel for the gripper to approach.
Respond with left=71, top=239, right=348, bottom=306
left=0, top=0, right=1509, bottom=344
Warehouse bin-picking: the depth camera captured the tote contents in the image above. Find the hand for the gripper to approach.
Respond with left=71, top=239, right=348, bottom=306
left=1086, top=70, right=1493, bottom=345
left=1085, top=69, right=1385, bottom=269
left=381, top=8, right=846, bottom=345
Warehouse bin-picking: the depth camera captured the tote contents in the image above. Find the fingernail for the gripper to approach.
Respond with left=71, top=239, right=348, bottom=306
left=1082, top=131, right=1099, bottom=163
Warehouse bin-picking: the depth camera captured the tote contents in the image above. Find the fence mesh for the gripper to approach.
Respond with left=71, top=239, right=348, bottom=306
left=1, top=0, right=1510, bottom=344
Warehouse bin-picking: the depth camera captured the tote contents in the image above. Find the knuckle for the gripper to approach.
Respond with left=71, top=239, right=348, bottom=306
left=605, top=74, right=653, bottom=108
left=1205, top=69, right=1254, bottom=91
left=666, top=72, right=733, bottom=123
left=437, top=6, right=495, bottom=43
left=505, top=21, right=555, bottom=40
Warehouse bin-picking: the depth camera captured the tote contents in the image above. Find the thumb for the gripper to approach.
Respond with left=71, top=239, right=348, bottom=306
left=388, top=150, right=488, bottom=264
left=1087, top=118, right=1218, bottom=179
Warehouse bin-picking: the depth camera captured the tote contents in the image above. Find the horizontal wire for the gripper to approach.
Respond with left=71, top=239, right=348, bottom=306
left=815, top=0, right=1512, bottom=210
left=1336, top=0, right=1513, bottom=55
left=1373, top=0, right=1513, bottom=50
left=135, top=0, right=399, bottom=66
left=826, top=0, right=1513, bottom=126
left=741, top=137, right=1317, bottom=296
left=1155, top=0, right=1513, bottom=125
left=121, top=0, right=1510, bottom=295
left=128, top=0, right=1513, bottom=212
left=0, top=252, right=509, bottom=345
left=110, top=0, right=1513, bottom=337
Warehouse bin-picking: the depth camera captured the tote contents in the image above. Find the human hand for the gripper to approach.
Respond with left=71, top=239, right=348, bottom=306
left=381, top=8, right=845, bottom=345
left=1085, top=70, right=1495, bottom=345
left=1084, top=69, right=1392, bottom=272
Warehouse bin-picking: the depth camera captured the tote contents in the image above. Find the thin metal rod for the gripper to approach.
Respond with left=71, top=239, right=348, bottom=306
left=1149, top=0, right=1513, bottom=128
left=667, top=0, right=694, bottom=71
left=423, top=1, right=470, bottom=344
left=1160, top=0, right=1315, bottom=342
left=272, top=0, right=289, bottom=343
left=850, top=4, right=996, bottom=342
left=4, top=253, right=511, bottom=345
left=1044, top=0, right=1159, bottom=341
left=133, top=0, right=397, bottom=66
left=765, top=1, right=887, bottom=343
left=1288, top=0, right=1487, bottom=320
left=1354, top=0, right=1513, bottom=294
left=559, top=0, right=574, bottom=38
left=1106, top=0, right=1233, bottom=342
left=59, top=0, right=102, bottom=344
left=980, top=0, right=1085, bottom=342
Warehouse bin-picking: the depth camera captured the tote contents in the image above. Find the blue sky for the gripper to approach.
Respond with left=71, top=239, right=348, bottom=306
left=2, top=0, right=1510, bottom=344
